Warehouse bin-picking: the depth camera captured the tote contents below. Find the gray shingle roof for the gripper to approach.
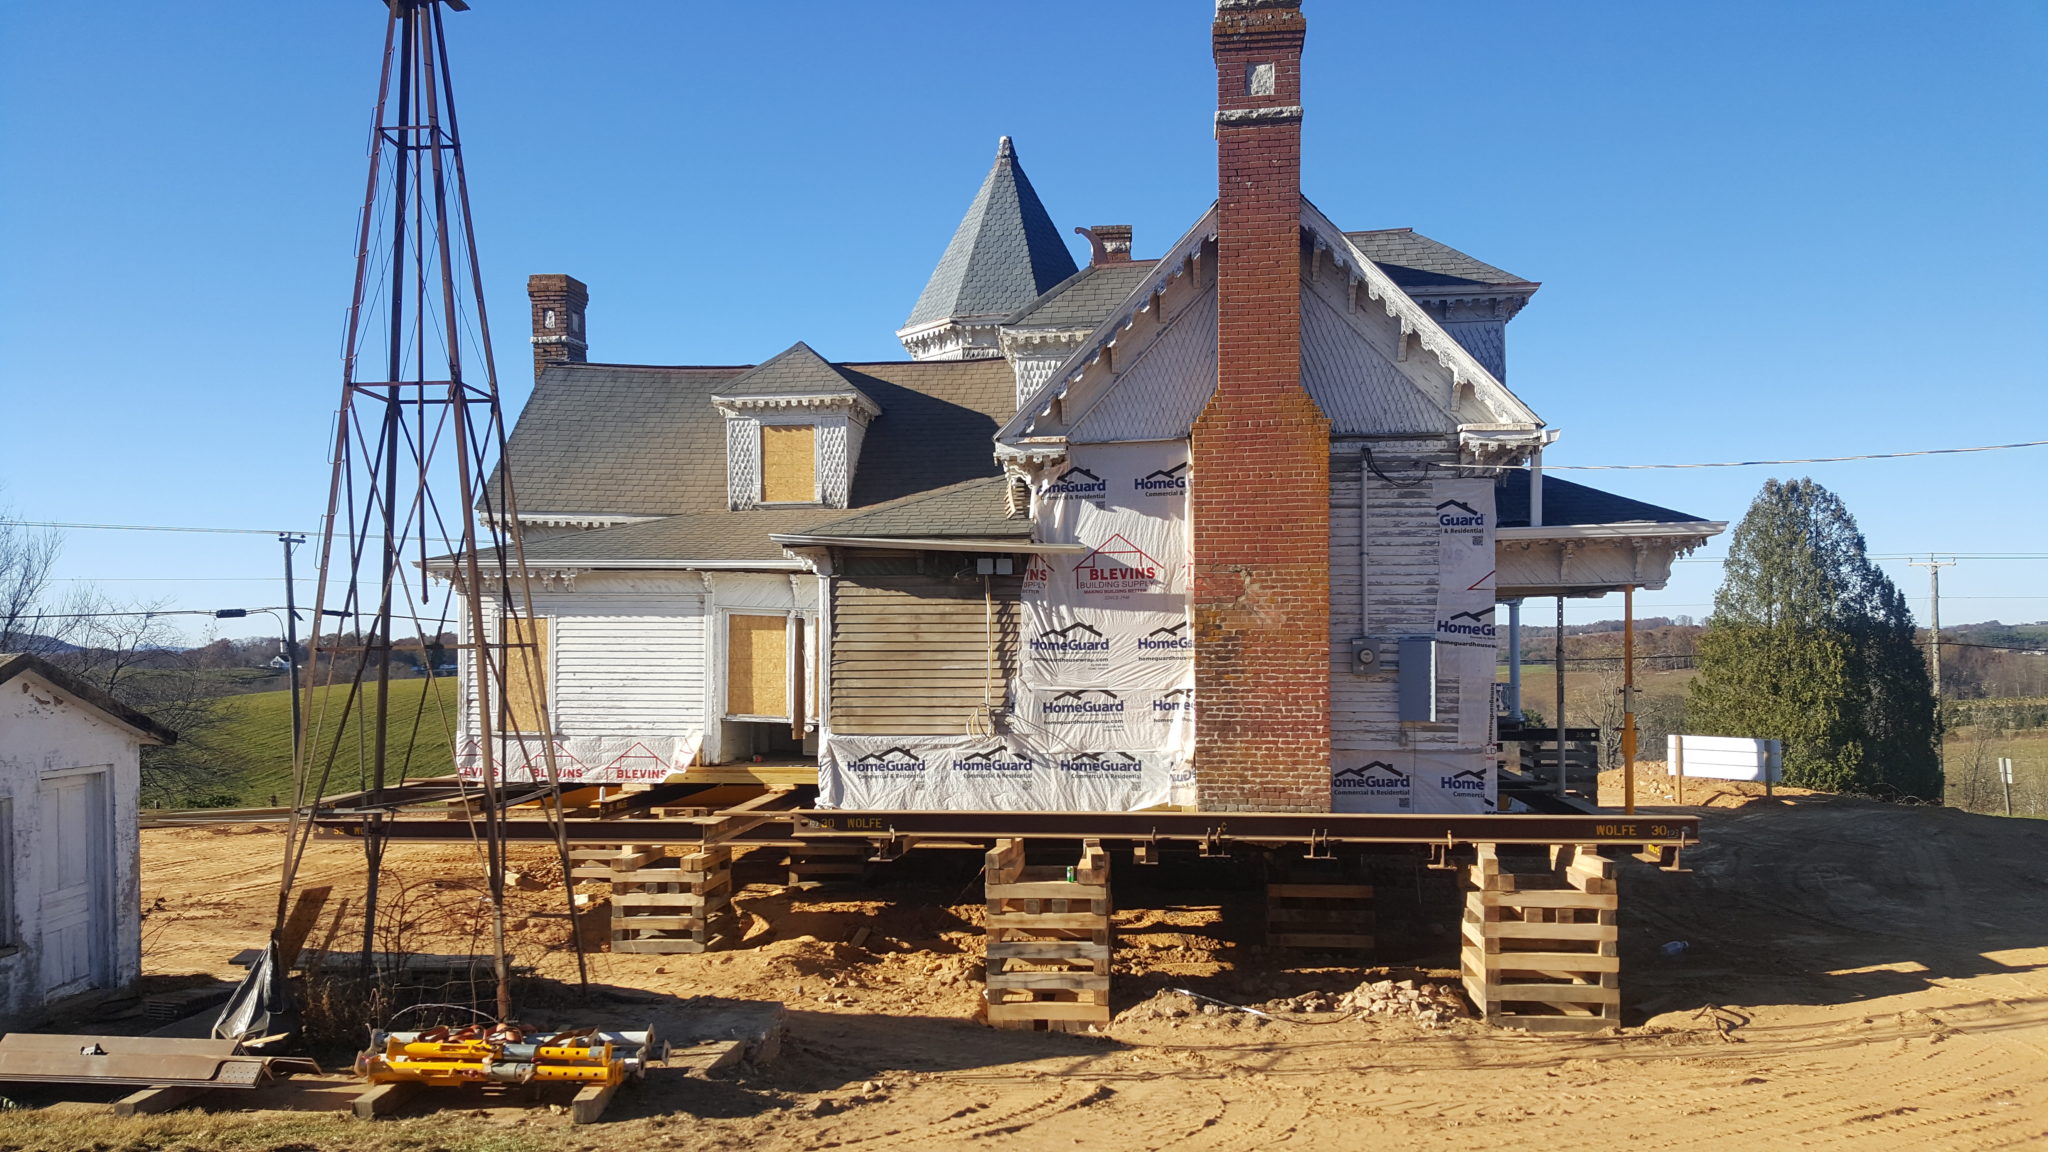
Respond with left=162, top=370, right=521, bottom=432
left=495, top=357, right=1016, bottom=564
left=798, top=476, right=1025, bottom=541
left=903, top=137, right=1079, bottom=329
left=715, top=341, right=878, bottom=409
left=1344, top=228, right=1534, bottom=289
left=1004, top=260, right=1161, bottom=330
left=0, top=653, right=178, bottom=744
left=1494, top=474, right=1709, bottom=528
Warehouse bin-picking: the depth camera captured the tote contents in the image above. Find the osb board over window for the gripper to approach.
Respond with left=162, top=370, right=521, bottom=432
left=501, top=615, right=550, bottom=733
left=760, top=424, right=817, bottom=504
left=727, top=613, right=790, bottom=719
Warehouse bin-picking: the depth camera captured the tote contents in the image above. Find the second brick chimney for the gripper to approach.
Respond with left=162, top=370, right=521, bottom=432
left=1074, top=224, right=1134, bottom=265
left=1189, top=0, right=1331, bottom=812
left=528, top=274, right=589, bottom=381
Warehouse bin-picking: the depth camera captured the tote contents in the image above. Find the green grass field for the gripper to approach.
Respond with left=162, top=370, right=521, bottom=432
left=199, top=678, right=459, bottom=806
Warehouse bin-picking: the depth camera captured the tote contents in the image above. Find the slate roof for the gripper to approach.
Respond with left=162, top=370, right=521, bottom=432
left=1005, top=260, right=1161, bottom=330
left=903, top=137, right=1079, bottom=329
left=796, top=476, right=1026, bottom=541
left=503, top=357, right=1015, bottom=564
left=1344, top=228, right=1534, bottom=290
left=1494, top=474, right=1711, bottom=529
left=715, top=341, right=878, bottom=408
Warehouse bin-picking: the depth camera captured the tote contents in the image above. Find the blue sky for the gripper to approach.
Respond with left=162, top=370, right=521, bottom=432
left=2, top=0, right=2042, bottom=645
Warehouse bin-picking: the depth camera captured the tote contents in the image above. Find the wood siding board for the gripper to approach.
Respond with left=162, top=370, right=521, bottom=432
left=830, top=571, right=1022, bottom=735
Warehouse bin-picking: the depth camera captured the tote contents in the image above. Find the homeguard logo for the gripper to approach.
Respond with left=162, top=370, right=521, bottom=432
left=1137, top=621, right=1192, bottom=654
left=1041, top=689, right=1125, bottom=720
left=1436, top=499, right=1487, bottom=529
left=1074, top=534, right=1163, bottom=595
left=1333, top=760, right=1409, bottom=797
left=1031, top=622, right=1112, bottom=655
left=951, top=747, right=1033, bottom=776
left=1440, top=768, right=1489, bottom=794
left=1150, top=688, right=1193, bottom=718
left=1057, top=751, right=1145, bottom=775
left=1134, top=462, right=1189, bottom=494
left=1437, top=607, right=1497, bottom=639
left=1046, top=466, right=1107, bottom=498
left=848, top=747, right=928, bottom=775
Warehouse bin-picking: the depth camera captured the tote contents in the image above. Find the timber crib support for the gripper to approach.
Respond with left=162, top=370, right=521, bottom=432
left=1461, top=843, right=1620, bottom=1033
left=609, top=844, right=735, bottom=954
left=983, top=838, right=1112, bottom=1032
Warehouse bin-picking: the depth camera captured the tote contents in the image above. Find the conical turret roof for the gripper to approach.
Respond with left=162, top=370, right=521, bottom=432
left=902, top=137, right=1078, bottom=331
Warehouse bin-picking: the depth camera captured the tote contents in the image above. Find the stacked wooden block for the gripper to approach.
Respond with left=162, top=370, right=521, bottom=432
left=1461, top=844, right=1620, bottom=1032
left=786, top=840, right=868, bottom=887
left=983, top=838, right=1112, bottom=1032
left=602, top=843, right=735, bottom=954
left=1265, top=869, right=1374, bottom=953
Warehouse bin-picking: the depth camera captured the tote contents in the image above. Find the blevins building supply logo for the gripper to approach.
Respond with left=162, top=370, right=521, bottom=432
left=1073, top=535, right=1164, bottom=596
left=848, top=748, right=929, bottom=775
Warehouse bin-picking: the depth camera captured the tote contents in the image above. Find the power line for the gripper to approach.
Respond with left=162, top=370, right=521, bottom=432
left=1537, top=439, right=2048, bottom=471
left=0, top=518, right=317, bottom=537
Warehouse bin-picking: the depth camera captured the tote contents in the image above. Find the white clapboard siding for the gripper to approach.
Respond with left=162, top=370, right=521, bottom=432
left=545, top=587, right=706, bottom=736
left=1329, top=440, right=1468, bottom=750
left=1669, top=735, right=1782, bottom=782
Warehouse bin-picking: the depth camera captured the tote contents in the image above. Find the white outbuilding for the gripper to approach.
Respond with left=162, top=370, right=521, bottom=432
left=0, top=653, right=173, bottom=1025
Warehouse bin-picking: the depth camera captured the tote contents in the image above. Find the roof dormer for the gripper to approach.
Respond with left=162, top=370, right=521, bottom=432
left=712, top=342, right=880, bottom=510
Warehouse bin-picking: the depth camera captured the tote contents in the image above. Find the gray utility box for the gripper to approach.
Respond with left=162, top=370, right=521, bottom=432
left=1348, top=635, right=1439, bottom=723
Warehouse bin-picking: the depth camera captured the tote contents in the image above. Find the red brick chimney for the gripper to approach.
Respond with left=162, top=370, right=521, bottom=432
left=1074, top=225, right=1134, bottom=265
left=1189, top=0, right=1331, bottom=812
left=528, top=274, right=588, bottom=381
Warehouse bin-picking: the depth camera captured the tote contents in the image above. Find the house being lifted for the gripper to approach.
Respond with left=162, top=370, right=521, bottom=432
left=356, top=0, right=1724, bottom=1033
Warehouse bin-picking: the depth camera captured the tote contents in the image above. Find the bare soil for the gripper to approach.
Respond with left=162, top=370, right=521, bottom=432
left=38, top=789, right=2048, bottom=1150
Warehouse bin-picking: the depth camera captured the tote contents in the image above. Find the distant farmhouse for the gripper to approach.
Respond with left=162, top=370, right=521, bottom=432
left=444, top=2, right=1720, bottom=814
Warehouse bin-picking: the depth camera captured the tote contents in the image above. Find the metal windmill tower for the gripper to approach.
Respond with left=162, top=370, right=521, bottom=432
left=276, top=0, right=581, bottom=1025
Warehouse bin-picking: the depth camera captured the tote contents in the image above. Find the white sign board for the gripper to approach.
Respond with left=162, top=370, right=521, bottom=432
left=1669, top=734, right=1782, bottom=783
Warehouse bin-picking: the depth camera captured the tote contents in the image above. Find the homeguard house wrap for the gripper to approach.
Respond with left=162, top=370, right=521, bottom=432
left=444, top=0, right=1721, bottom=817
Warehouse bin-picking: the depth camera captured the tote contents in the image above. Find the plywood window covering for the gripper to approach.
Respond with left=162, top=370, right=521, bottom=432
left=500, top=615, right=550, bottom=733
left=727, top=613, right=790, bottom=719
left=760, top=423, right=818, bottom=504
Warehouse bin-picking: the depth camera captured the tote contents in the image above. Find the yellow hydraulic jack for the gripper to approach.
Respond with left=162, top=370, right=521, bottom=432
left=355, top=1024, right=662, bottom=1088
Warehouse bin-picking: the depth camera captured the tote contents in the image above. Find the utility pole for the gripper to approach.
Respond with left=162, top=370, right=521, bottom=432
left=279, top=534, right=306, bottom=776
left=1909, top=555, right=1955, bottom=695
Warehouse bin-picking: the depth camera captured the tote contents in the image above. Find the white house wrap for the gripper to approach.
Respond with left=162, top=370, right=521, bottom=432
left=1433, top=478, right=1499, bottom=750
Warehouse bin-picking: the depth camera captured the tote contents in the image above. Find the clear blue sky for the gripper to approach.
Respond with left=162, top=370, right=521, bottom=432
left=2, top=0, right=2042, bottom=645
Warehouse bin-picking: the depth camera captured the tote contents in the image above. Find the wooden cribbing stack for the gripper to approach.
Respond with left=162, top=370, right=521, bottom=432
left=1265, top=862, right=1374, bottom=953
left=786, top=841, right=868, bottom=887
left=983, top=838, right=1112, bottom=1032
left=608, top=844, right=735, bottom=954
left=1460, top=843, right=1620, bottom=1033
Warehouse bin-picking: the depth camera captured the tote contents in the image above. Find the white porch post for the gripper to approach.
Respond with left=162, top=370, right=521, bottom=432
left=1505, top=599, right=1524, bottom=721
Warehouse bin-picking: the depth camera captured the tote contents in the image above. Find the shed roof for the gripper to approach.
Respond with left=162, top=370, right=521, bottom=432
left=801, top=476, right=1026, bottom=541
left=1005, top=260, right=1162, bottom=330
left=0, top=653, right=178, bottom=745
left=1494, top=473, right=1709, bottom=528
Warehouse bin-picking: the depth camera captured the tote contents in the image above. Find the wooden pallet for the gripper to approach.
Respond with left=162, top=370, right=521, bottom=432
left=983, top=838, right=1111, bottom=1032
left=1461, top=844, right=1620, bottom=1033
left=786, top=840, right=868, bottom=887
left=1265, top=878, right=1375, bottom=952
left=612, top=846, right=735, bottom=954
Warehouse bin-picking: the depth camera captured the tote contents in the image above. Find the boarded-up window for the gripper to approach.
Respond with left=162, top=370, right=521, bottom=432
left=501, top=615, right=550, bottom=732
left=760, top=424, right=817, bottom=503
left=727, top=613, right=790, bottom=719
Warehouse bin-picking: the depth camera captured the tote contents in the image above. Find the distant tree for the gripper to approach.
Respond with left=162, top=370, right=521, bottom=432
left=1689, top=478, right=1940, bottom=798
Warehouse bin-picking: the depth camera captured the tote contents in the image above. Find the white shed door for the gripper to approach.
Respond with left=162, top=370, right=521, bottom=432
left=38, top=771, right=108, bottom=1000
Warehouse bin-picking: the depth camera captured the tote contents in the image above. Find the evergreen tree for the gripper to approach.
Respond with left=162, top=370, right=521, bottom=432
left=1689, top=478, right=1940, bottom=797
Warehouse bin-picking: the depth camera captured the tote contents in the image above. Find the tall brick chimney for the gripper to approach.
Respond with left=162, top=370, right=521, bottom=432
left=527, top=274, right=588, bottom=380
left=1074, top=225, right=1134, bottom=265
left=1190, top=0, right=1331, bottom=812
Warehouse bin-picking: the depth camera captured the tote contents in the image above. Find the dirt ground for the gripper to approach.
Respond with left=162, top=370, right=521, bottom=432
left=39, top=778, right=2048, bottom=1151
